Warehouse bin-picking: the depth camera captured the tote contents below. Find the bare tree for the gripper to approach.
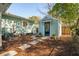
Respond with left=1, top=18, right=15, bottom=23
left=37, top=3, right=55, bottom=16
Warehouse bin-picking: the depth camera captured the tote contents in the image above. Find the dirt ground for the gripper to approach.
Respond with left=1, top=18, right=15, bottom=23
left=0, top=35, right=78, bottom=56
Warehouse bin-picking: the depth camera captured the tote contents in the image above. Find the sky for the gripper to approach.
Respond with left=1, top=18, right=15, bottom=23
left=6, top=3, right=49, bottom=19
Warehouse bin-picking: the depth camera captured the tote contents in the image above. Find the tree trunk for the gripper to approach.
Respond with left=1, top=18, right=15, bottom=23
left=0, top=12, right=3, bottom=50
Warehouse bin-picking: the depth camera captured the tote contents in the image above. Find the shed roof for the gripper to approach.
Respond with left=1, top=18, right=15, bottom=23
left=42, top=15, right=53, bottom=21
left=41, top=15, right=61, bottom=22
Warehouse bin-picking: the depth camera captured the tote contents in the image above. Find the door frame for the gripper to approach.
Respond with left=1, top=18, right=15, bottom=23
left=44, top=21, right=50, bottom=36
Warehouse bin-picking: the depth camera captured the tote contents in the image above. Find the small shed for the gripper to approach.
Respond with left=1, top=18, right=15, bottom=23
left=39, top=15, right=62, bottom=37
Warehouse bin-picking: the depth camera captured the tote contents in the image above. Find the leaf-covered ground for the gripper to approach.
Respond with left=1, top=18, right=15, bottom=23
left=0, top=35, right=78, bottom=56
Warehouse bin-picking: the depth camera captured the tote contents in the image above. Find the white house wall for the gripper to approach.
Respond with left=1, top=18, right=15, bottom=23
left=1, top=19, right=15, bottom=33
left=1, top=17, right=39, bottom=35
left=1, top=19, right=22, bottom=34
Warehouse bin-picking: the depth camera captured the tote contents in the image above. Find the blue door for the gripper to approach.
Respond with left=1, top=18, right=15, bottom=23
left=44, top=22, right=50, bottom=36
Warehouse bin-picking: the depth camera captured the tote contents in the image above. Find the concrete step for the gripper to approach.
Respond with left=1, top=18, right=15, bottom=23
left=0, top=51, right=17, bottom=56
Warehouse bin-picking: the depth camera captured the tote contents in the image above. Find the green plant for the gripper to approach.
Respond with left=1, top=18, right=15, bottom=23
left=52, top=34, right=56, bottom=40
left=39, top=33, right=42, bottom=35
left=52, top=34, right=55, bottom=36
